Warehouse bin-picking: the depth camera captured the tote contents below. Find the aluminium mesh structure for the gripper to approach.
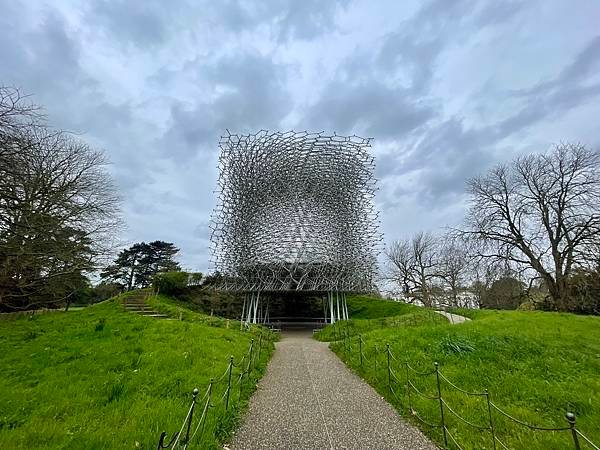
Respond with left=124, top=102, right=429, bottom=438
left=209, top=130, right=381, bottom=321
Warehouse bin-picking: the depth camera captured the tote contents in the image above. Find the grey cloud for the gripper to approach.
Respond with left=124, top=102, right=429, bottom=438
left=159, top=52, right=293, bottom=158
left=498, top=36, right=600, bottom=136
left=85, top=0, right=347, bottom=48
left=475, top=1, right=525, bottom=27
left=375, top=29, right=600, bottom=210
left=408, top=32, right=600, bottom=204
left=89, top=0, right=170, bottom=47
left=306, top=80, right=434, bottom=138
left=0, top=7, right=97, bottom=117
left=215, top=0, right=348, bottom=42
left=376, top=0, right=526, bottom=92
left=376, top=35, right=443, bottom=92
left=275, top=0, right=349, bottom=42
left=381, top=118, right=494, bottom=206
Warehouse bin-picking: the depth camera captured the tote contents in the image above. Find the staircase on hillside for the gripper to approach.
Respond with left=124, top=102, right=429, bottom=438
left=122, top=291, right=169, bottom=319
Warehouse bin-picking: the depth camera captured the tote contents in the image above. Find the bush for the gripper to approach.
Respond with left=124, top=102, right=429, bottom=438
left=91, top=282, right=123, bottom=302
left=517, top=300, right=536, bottom=311
left=152, top=271, right=189, bottom=296
left=189, top=272, right=203, bottom=285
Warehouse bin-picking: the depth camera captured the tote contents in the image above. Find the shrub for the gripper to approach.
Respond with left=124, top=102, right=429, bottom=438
left=153, top=271, right=189, bottom=296
left=189, top=272, right=203, bottom=286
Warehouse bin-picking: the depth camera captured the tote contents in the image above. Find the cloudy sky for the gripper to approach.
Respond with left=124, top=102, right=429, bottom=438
left=2, top=0, right=599, bottom=273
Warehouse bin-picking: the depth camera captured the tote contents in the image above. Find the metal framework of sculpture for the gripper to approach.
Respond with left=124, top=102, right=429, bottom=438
left=210, top=130, right=381, bottom=324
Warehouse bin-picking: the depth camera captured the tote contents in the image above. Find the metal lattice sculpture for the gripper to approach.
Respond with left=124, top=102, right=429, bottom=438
left=210, top=130, right=381, bottom=323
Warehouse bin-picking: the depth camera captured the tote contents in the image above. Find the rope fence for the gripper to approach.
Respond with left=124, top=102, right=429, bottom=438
left=335, top=329, right=598, bottom=450
left=156, top=330, right=273, bottom=449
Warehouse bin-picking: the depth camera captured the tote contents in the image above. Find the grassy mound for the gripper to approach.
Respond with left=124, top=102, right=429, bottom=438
left=0, top=295, right=275, bottom=449
left=320, top=308, right=600, bottom=449
left=346, top=294, right=420, bottom=318
left=315, top=295, right=442, bottom=341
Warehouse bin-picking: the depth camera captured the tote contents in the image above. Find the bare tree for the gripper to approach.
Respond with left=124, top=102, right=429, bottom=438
left=386, top=231, right=438, bottom=307
left=385, top=239, right=414, bottom=299
left=0, top=88, right=121, bottom=310
left=460, top=143, right=600, bottom=310
left=0, top=86, right=44, bottom=133
left=437, top=236, right=470, bottom=307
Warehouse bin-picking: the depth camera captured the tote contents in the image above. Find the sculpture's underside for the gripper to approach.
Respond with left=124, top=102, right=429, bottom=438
left=210, top=130, right=381, bottom=293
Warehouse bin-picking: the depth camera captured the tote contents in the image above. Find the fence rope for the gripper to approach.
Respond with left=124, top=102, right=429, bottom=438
left=405, top=361, right=437, bottom=377
left=407, top=379, right=439, bottom=401
left=188, top=388, right=211, bottom=445
left=576, top=430, right=600, bottom=450
left=157, top=331, right=273, bottom=449
left=409, top=407, right=443, bottom=428
left=438, top=371, right=487, bottom=396
left=169, top=391, right=199, bottom=449
left=441, top=398, right=490, bottom=430
left=495, top=435, right=511, bottom=450
left=445, top=426, right=465, bottom=450
left=336, top=332, right=599, bottom=450
left=489, top=402, right=571, bottom=431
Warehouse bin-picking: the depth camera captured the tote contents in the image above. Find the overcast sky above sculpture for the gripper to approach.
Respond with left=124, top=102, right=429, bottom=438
left=1, top=0, right=599, bottom=273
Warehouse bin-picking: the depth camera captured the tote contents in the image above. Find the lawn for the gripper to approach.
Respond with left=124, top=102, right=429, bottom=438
left=346, top=294, right=421, bottom=318
left=318, top=302, right=600, bottom=449
left=0, top=294, right=275, bottom=449
left=316, top=295, right=444, bottom=341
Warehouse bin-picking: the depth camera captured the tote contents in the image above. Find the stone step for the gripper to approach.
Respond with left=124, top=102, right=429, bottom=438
left=121, top=293, right=169, bottom=319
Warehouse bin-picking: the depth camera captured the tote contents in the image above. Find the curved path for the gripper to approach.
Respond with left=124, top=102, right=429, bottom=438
left=434, top=310, right=471, bottom=325
left=229, top=331, right=436, bottom=450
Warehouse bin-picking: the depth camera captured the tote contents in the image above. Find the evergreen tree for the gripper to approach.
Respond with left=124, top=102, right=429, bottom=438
left=101, top=241, right=181, bottom=290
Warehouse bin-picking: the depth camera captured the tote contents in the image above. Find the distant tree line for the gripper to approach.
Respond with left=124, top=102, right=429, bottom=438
left=0, top=87, right=121, bottom=311
left=387, top=143, right=600, bottom=315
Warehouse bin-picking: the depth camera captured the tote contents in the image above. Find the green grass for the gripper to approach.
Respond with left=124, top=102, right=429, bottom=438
left=0, top=295, right=275, bottom=449
left=321, top=308, right=600, bottom=449
left=315, top=295, right=442, bottom=341
left=146, top=293, right=242, bottom=328
left=346, top=294, right=421, bottom=318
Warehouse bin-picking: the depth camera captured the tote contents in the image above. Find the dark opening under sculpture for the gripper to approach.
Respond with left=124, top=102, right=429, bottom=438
left=210, top=130, right=381, bottom=324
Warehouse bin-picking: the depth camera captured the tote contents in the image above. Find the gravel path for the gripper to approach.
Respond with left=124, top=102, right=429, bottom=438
left=434, top=310, right=471, bottom=324
left=229, top=330, right=437, bottom=450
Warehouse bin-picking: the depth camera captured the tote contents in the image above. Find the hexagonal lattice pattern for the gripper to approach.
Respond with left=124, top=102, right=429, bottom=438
left=210, top=130, right=381, bottom=292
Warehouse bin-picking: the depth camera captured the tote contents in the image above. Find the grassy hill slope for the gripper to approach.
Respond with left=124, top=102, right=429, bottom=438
left=345, top=295, right=420, bottom=318
left=319, top=304, right=600, bottom=449
left=0, top=295, right=274, bottom=449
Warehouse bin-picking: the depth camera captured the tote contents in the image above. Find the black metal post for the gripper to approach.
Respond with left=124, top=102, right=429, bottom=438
left=434, top=362, right=448, bottom=448
left=191, top=380, right=213, bottom=449
left=359, top=335, right=363, bottom=368
left=248, top=338, right=254, bottom=374
left=257, top=333, right=263, bottom=362
left=183, top=388, right=199, bottom=446
left=485, top=389, right=497, bottom=450
left=405, top=361, right=412, bottom=411
left=566, top=412, right=581, bottom=450
left=386, top=344, right=391, bottom=391
left=225, top=356, right=233, bottom=410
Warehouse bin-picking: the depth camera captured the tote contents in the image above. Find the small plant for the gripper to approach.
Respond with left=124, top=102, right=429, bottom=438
left=439, top=335, right=475, bottom=355
left=106, top=380, right=126, bottom=403
left=23, top=330, right=38, bottom=341
left=95, top=318, right=106, bottom=332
